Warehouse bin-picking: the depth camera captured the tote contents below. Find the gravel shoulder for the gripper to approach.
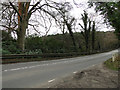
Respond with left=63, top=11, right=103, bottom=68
left=41, top=63, right=119, bottom=88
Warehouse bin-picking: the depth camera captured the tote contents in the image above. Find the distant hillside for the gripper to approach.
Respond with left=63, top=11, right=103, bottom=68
left=25, top=31, right=118, bottom=54
left=2, top=31, right=119, bottom=54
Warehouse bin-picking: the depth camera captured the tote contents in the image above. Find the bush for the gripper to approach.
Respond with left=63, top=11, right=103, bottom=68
left=2, top=41, right=21, bottom=54
left=1, top=48, right=11, bottom=54
left=25, top=49, right=42, bottom=54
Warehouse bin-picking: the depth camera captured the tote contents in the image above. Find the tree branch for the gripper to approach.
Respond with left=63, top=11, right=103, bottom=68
left=79, top=23, right=84, bottom=30
left=9, top=2, right=22, bottom=21
left=41, top=8, right=58, bottom=22
left=28, top=2, right=40, bottom=13
left=28, top=24, right=44, bottom=35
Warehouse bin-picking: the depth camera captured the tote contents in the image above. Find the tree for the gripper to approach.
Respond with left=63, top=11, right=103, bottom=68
left=64, top=17, right=76, bottom=50
left=46, top=1, right=77, bottom=51
left=89, top=2, right=120, bottom=46
left=79, top=11, right=91, bottom=52
left=16, top=2, right=30, bottom=52
left=59, top=2, right=77, bottom=51
left=1, top=1, right=50, bottom=52
left=1, top=3, right=17, bottom=37
left=92, top=21, right=96, bottom=51
left=1, top=1, right=77, bottom=52
left=2, top=30, right=19, bottom=54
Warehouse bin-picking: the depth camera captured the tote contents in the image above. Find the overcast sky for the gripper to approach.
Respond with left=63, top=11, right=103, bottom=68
left=28, top=0, right=114, bottom=37
left=7, top=0, right=114, bottom=37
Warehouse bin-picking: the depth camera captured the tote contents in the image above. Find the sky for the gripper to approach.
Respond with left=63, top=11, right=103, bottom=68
left=26, top=0, right=114, bottom=37
left=1, top=0, right=115, bottom=38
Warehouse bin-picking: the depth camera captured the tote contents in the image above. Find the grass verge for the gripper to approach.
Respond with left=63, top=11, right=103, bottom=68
left=104, top=54, right=120, bottom=71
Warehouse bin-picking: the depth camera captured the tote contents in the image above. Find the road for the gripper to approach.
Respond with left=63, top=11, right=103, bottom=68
left=2, top=49, right=118, bottom=88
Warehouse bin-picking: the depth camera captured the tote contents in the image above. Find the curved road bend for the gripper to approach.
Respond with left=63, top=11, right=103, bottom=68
left=2, top=49, right=118, bottom=88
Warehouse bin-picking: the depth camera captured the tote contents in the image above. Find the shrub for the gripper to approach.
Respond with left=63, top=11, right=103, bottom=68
left=1, top=48, right=11, bottom=54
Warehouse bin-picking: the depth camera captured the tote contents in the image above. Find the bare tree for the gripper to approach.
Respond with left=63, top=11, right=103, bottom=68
left=1, top=0, right=78, bottom=52
left=91, top=21, right=96, bottom=51
left=1, top=3, right=17, bottom=34
left=1, top=1, right=54, bottom=52
left=79, top=11, right=91, bottom=52
left=41, top=1, right=77, bottom=50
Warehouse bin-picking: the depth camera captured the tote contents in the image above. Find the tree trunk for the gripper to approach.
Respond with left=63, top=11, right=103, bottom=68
left=118, top=39, right=120, bottom=48
left=66, top=23, right=77, bottom=51
left=85, top=39, right=89, bottom=52
left=85, top=31, right=90, bottom=53
left=98, top=41, right=101, bottom=51
left=17, top=20, right=27, bottom=52
left=92, top=21, right=95, bottom=51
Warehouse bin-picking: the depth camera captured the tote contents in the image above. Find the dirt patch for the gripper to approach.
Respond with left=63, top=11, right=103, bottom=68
left=43, top=63, right=119, bottom=88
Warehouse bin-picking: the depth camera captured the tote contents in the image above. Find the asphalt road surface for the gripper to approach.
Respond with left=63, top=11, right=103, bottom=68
left=2, top=49, right=118, bottom=88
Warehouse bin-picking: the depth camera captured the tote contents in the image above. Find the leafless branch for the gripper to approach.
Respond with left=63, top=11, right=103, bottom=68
left=28, top=23, right=44, bottom=35
left=9, top=2, right=22, bottom=20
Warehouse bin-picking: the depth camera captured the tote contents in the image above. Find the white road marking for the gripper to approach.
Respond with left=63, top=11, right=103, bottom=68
left=48, top=79, right=55, bottom=83
left=3, top=63, right=54, bottom=72
left=73, top=71, right=77, bottom=74
left=3, top=60, right=75, bottom=72
left=3, top=49, right=118, bottom=72
left=11, top=68, right=21, bottom=71
left=2, top=55, right=104, bottom=72
left=92, top=65, right=95, bottom=66
left=4, top=68, right=21, bottom=72
left=4, top=70, right=8, bottom=72
left=28, top=66, right=36, bottom=68
left=2, top=57, right=99, bottom=72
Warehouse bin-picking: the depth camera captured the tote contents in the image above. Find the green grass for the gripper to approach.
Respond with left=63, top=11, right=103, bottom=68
left=104, top=54, right=120, bottom=71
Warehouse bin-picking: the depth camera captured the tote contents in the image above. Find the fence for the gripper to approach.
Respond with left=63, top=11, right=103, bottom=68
left=1, top=49, right=113, bottom=64
left=1, top=52, right=92, bottom=64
